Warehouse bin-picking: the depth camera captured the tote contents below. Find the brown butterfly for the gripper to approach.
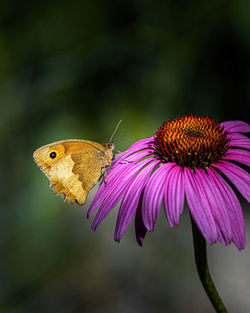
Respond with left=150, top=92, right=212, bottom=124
left=33, top=121, right=122, bottom=205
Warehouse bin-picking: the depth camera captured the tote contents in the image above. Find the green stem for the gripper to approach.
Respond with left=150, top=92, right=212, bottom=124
left=191, top=216, right=228, bottom=313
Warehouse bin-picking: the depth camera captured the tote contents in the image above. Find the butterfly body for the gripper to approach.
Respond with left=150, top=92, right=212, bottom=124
left=33, top=139, right=115, bottom=205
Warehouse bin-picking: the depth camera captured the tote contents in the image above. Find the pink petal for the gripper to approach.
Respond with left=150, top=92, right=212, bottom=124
left=221, top=120, right=250, bottom=133
left=207, top=168, right=245, bottom=249
left=228, top=133, right=250, bottom=149
left=223, top=149, right=250, bottom=166
left=91, top=158, right=156, bottom=229
left=112, top=148, right=154, bottom=168
left=135, top=201, right=147, bottom=246
left=114, top=161, right=160, bottom=241
left=88, top=162, right=135, bottom=215
left=184, top=168, right=218, bottom=244
left=196, top=169, right=232, bottom=245
left=116, top=137, right=154, bottom=162
left=126, top=137, right=154, bottom=152
left=213, top=161, right=250, bottom=202
left=142, top=163, right=175, bottom=231
left=164, top=165, right=185, bottom=227
left=88, top=150, right=154, bottom=215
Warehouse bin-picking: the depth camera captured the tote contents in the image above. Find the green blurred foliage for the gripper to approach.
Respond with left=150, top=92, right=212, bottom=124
left=0, top=0, right=250, bottom=312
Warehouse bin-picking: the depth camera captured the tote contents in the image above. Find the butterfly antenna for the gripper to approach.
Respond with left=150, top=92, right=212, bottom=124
left=110, top=120, right=123, bottom=142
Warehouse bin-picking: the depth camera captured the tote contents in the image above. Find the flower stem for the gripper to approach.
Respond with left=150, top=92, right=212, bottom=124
left=190, top=216, right=228, bottom=313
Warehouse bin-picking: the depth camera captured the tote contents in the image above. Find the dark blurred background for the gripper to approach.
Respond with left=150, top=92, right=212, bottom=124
left=1, top=1, right=250, bottom=312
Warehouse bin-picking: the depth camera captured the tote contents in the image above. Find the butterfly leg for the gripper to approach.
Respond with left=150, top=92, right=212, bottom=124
left=116, top=155, right=133, bottom=163
left=100, top=164, right=109, bottom=186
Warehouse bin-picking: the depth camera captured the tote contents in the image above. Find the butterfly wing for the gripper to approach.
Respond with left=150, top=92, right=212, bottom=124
left=49, top=148, right=111, bottom=204
left=33, top=140, right=106, bottom=176
left=33, top=140, right=112, bottom=205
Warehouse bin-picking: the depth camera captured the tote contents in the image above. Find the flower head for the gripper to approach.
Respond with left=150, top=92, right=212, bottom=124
left=88, top=115, right=250, bottom=250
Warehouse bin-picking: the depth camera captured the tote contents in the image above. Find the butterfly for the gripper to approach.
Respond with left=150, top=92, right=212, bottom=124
left=33, top=121, right=122, bottom=205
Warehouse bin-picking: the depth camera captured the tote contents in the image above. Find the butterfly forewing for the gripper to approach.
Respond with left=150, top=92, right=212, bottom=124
left=33, top=139, right=114, bottom=205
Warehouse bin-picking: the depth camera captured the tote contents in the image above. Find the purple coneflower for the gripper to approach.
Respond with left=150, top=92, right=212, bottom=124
left=88, top=115, right=250, bottom=250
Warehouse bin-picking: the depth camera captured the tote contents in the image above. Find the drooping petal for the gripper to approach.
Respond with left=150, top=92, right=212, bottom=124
left=88, top=162, right=134, bottom=215
left=184, top=168, right=218, bottom=244
left=142, top=163, right=175, bottom=231
left=223, top=149, right=250, bottom=166
left=116, top=145, right=152, bottom=162
left=164, top=165, right=185, bottom=227
left=221, top=120, right=250, bottom=133
left=114, top=160, right=160, bottom=242
left=213, top=161, right=250, bottom=202
left=116, top=137, right=155, bottom=162
left=126, top=137, right=154, bottom=152
left=111, top=148, right=154, bottom=170
left=88, top=150, right=154, bottom=215
left=228, top=133, right=250, bottom=150
left=91, top=158, right=157, bottom=230
left=135, top=199, right=147, bottom=246
left=195, top=169, right=232, bottom=245
left=207, top=168, right=245, bottom=249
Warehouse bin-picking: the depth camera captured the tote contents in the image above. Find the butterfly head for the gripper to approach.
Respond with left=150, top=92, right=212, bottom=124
left=107, top=141, right=116, bottom=152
